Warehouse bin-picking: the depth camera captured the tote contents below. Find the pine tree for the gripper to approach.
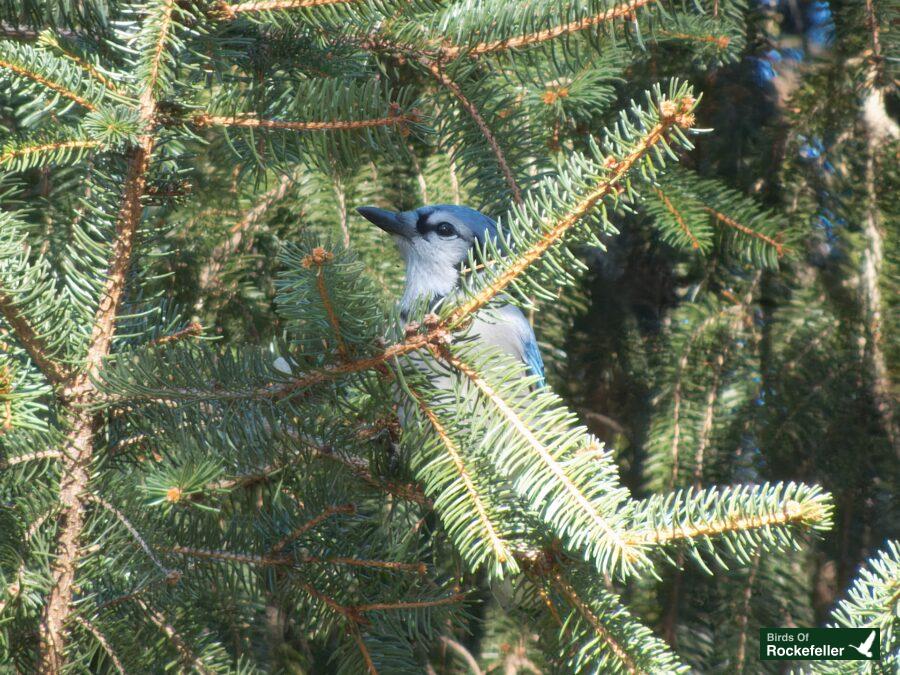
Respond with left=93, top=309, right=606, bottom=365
left=0, top=0, right=892, bottom=673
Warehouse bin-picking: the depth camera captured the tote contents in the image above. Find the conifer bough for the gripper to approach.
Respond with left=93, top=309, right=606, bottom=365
left=0, top=0, right=856, bottom=672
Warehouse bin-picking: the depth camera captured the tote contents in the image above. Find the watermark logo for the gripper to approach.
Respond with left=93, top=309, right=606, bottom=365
left=760, top=628, right=880, bottom=661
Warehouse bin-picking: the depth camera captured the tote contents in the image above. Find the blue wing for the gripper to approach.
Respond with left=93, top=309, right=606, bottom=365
left=522, top=334, right=546, bottom=388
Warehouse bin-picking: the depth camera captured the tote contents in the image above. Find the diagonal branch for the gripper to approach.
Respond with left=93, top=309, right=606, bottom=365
left=410, top=387, right=515, bottom=566
left=73, top=616, right=126, bottom=674
left=0, top=57, right=96, bottom=110
left=0, top=291, right=70, bottom=385
left=705, top=207, right=785, bottom=257
left=435, top=346, right=638, bottom=565
left=196, top=170, right=300, bottom=306
left=652, top=185, right=700, bottom=250
left=446, top=110, right=691, bottom=326
left=135, top=598, right=214, bottom=675
left=270, top=503, right=356, bottom=555
left=549, top=573, right=641, bottom=675
left=348, top=622, right=379, bottom=675
left=421, top=59, right=523, bottom=205
left=87, top=495, right=171, bottom=574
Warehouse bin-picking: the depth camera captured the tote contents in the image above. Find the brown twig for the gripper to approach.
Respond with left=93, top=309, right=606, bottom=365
left=148, top=322, right=202, bottom=347
left=270, top=503, right=356, bottom=555
left=135, top=598, right=214, bottom=675
left=74, top=617, right=126, bottom=674
left=422, top=59, right=523, bottom=205
left=354, top=591, right=468, bottom=613
left=195, top=170, right=300, bottom=309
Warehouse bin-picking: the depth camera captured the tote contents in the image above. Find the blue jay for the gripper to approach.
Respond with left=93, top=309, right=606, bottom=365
left=357, top=204, right=545, bottom=388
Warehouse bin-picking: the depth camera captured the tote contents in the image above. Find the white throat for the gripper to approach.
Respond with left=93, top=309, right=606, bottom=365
left=399, top=253, right=460, bottom=314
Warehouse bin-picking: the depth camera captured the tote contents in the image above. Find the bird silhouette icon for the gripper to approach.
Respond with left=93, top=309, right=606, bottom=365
left=850, top=630, right=876, bottom=658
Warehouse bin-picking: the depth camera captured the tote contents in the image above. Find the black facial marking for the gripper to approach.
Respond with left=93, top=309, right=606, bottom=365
left=415, top=209, right=434, bottom=236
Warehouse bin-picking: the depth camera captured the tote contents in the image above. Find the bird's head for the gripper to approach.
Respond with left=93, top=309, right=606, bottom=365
left=357, top=204, right=498, bottom=310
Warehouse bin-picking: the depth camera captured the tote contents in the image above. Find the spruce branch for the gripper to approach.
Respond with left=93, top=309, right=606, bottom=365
left=38, top=0, right=173, bottom=665
left=147, top=322, right=203, bottom=347
left=348, top=622, right=379, bottom=675
left=0, top=138, right=105, bottom=172
left=550, top=574, right=642, bottom=674
left=193, top=111, right=419, bottom=132
left=705, top=207, right=785, bottom=257
left=652, top=185, right=701, bottom=250
left=439, top=0, right=658, bottom=59
left=72, top=617, right=126, bottom=675
left=87, top=495, right=171, bottom=575
left=691, top=351, right=724, bottom=485
left=810, top=541, right=900, bottom=672
left=309, top=250, right=351, bottom=359
left=422, top=60, right=524, bottom=204
left=0, top=510, right=54, bottom=616
left=353, top=592, right=468, bottom=612
left=0, top=55, right=97, bottom=110
left=95, top=572, right=182, bottom=613
left=134, top=598, right=215, bottom=675
left=0, top=291, right=70, bottom=385
left=407, top=384, right=518, bottom=576
left=196, top=170, right=301, bottom=305
left=0, top=449, right=63, bottom=468
left=434, top=345, right=643, bottom=575
left=270, top=502, right=356, bottom=554
left=628, top=483, right=833, bottom=567
left=38, top=33, right=125, bottom=96
left=860, top=0, right=898, bottom=453
left=445, top=91, right=696, bottom=326
left=733, top=553, right=760, bottom=674
left=165, top=545, right=292, bottom=566
left=222, top=0, right=355, bottom=14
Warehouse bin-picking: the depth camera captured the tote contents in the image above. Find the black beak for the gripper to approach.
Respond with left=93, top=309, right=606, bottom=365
left=356, top=206, right=416, bottom=239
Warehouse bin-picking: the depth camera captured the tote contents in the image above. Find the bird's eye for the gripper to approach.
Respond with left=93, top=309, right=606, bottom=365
left=435, top=222, right=456, bottom=238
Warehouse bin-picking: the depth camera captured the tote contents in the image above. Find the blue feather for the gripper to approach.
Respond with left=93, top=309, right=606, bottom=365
left=523, top=335, right=546, bottom=388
